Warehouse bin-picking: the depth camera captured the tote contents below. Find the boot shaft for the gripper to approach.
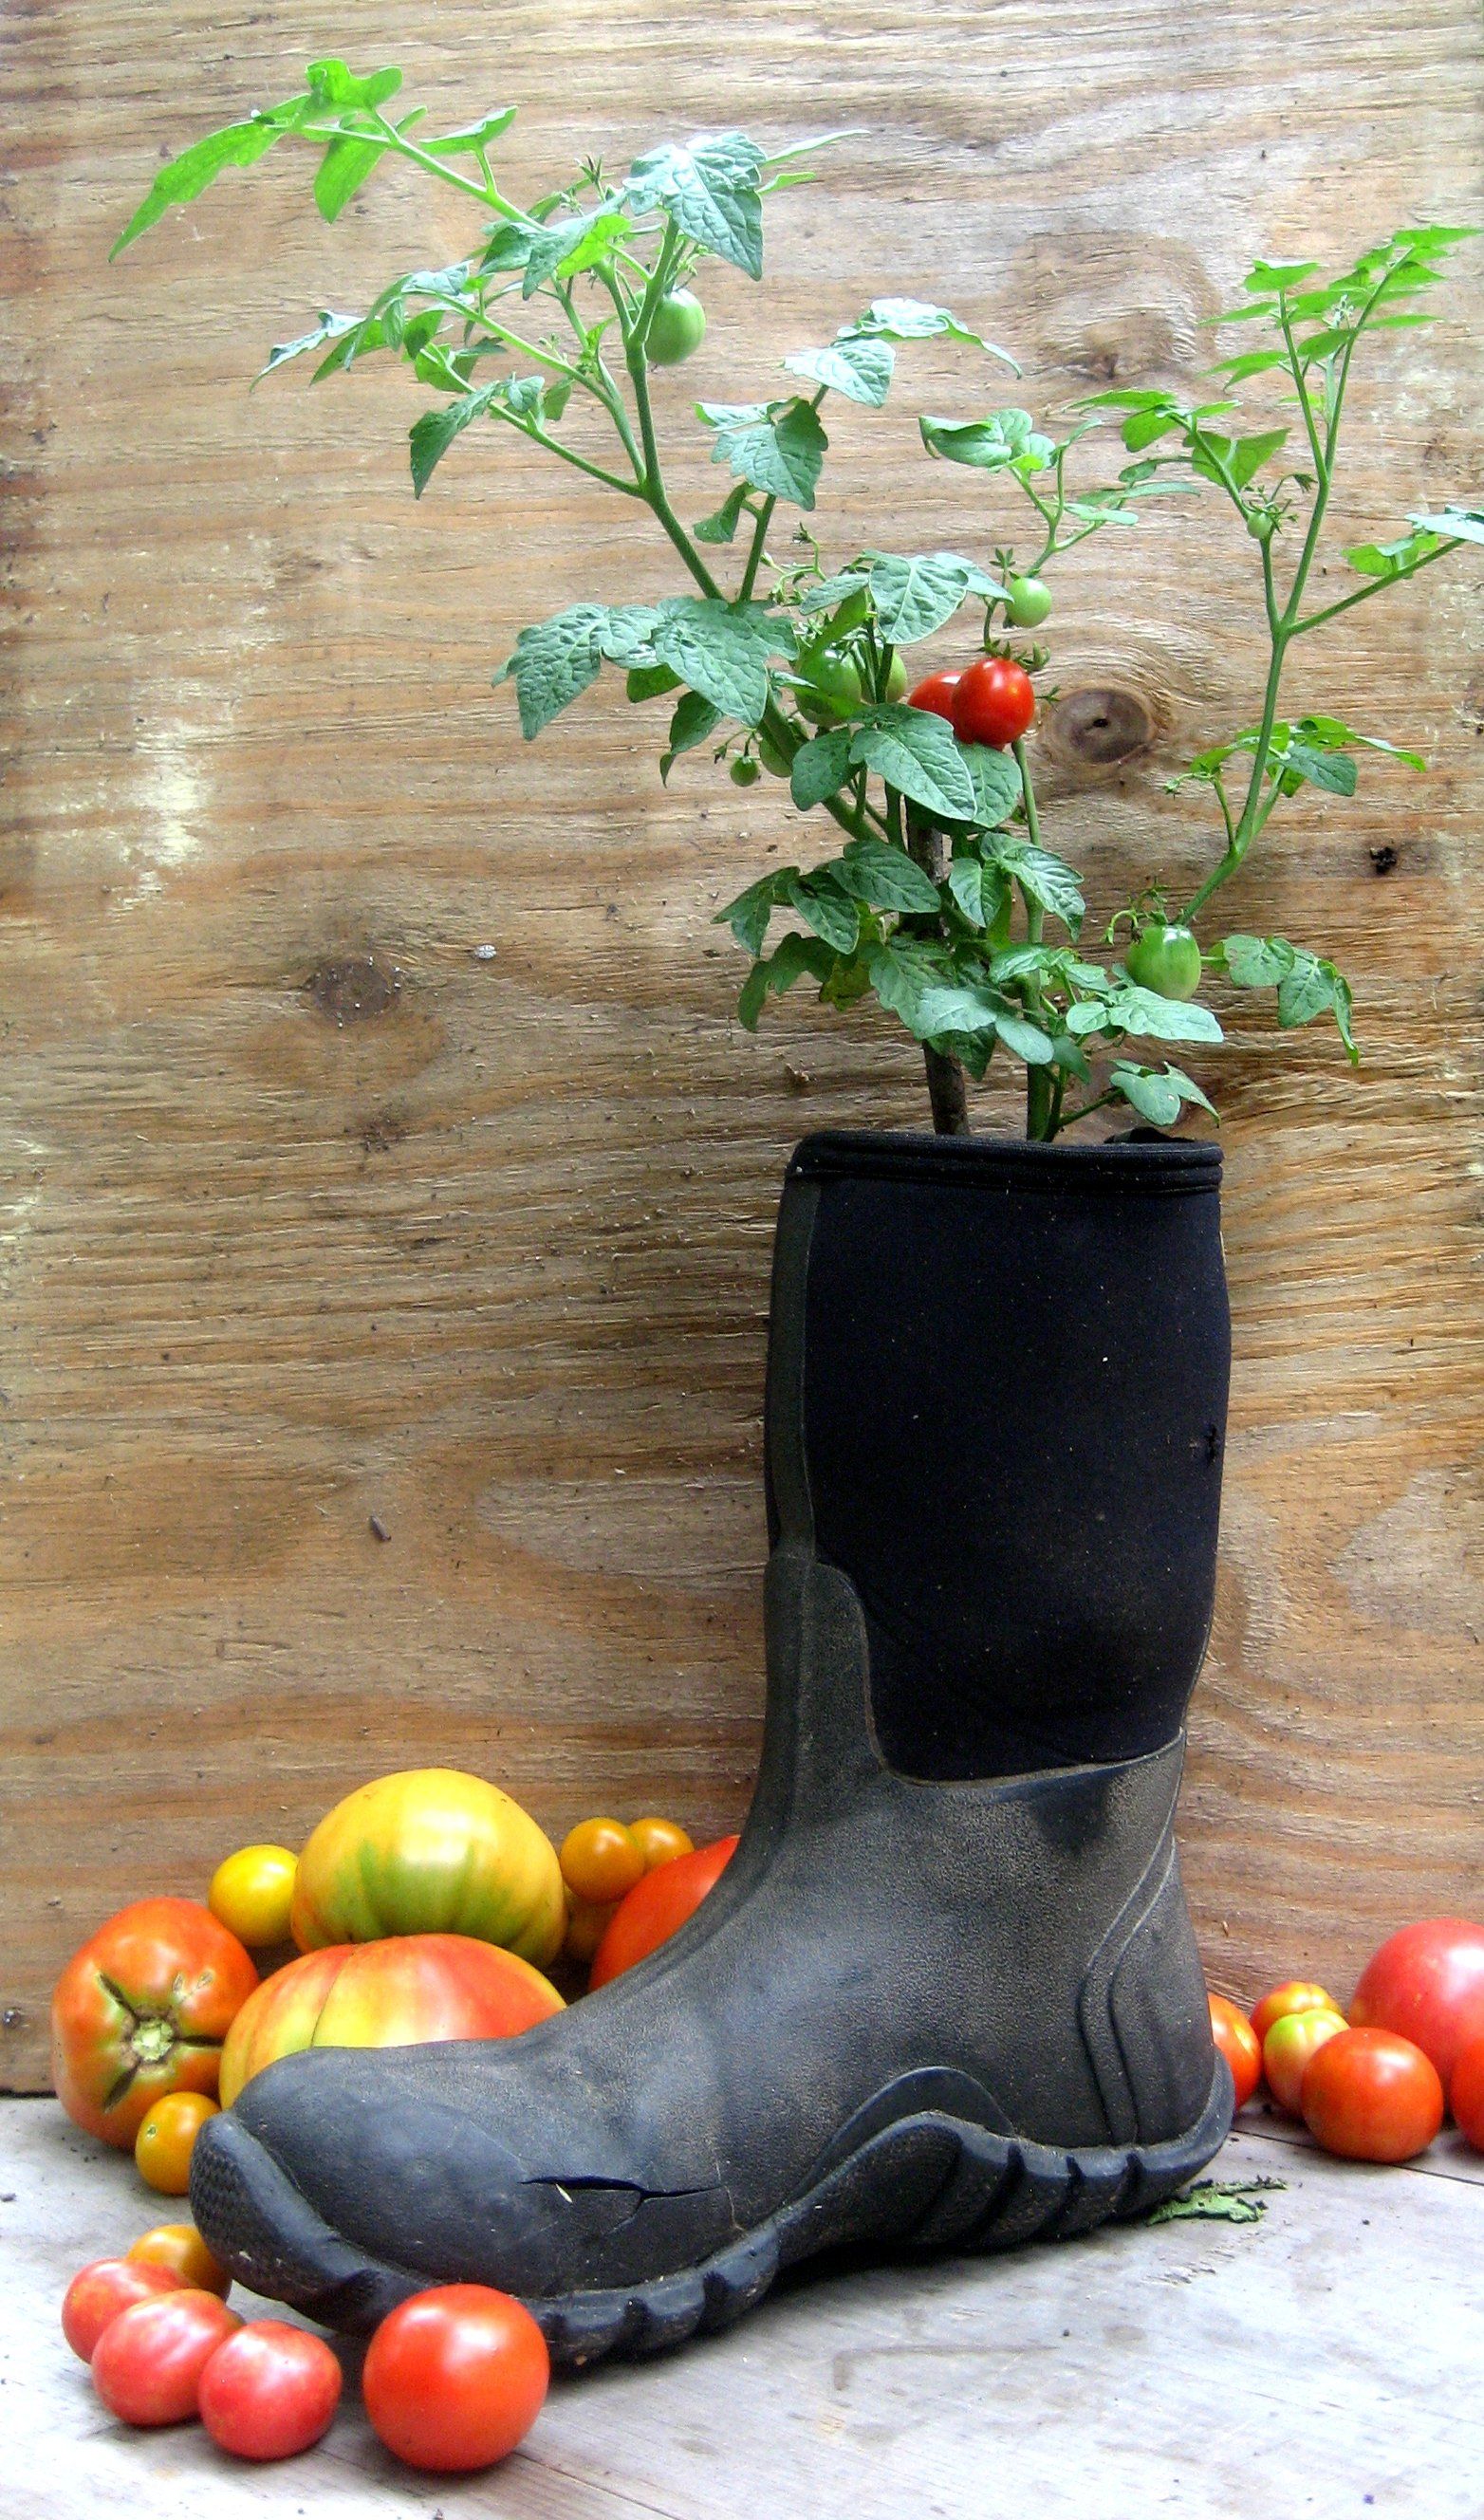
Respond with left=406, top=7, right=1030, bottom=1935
left=767, top=1131, right=1230, bottom=1779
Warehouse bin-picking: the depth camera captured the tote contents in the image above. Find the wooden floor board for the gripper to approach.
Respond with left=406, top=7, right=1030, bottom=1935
left=4, top=2097, right=1481, bottom=2518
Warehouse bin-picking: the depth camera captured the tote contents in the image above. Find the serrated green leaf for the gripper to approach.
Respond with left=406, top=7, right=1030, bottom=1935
left=838, top=836, right=942, bottom=914
left=255, top=309, right=358, bottom=381
left=313, top=126, right=385, bottom=222
left=495, top=603, right=609, bottom=737
left=849, top=706, right=976, bottom=819
left=947, top=857, right=987, bottom=926
left=624, top=133, right=766, bottom=276
left=409, top=382, right=503, bottom=494
left=1109, top=1063, right=1183, bottom=1126
left=650, top=599, right=791, bottom=727
left=716, top=869, right=796, bottom=956
left=864, top=551, right=1003, bottom=646
left=785, top=335, right=895, bottom=406
left=956, top=744, right=1022, bottom=830
left=1409, top=504, right=1484, bottom=548
left=694, top=483, right=749, bottom=545
left=1244, top=258, right=1321, bottom=294
left=918, top=408, right=1058, bottom=472
left=1098, top=988, right=1224, bottom=1046
left=659, top=690, right=722, bottom=781
left=522, top=208, right=634, bottom=297
left=790, top=729, right=854, bottom=809
left=993, top=841, right=1085, bottom=936
left=306, top=58, right=403, bottom=111
left=851, top=299, right=1019, bottom=370
left=698, top=399, right=828, bottom=510
left=1283, top=741, right=1357, bottom=797
left=112, top=110, right=293, bottom=255
left=786, top=869, right=861, bottom=954
left=1221, top=934, right=1295, bottom=988
left=426, top=108, right=518, bottom=157
left=625, top=661, right=682, bottom=703
left=1229, top=427, right=1289, bottom=488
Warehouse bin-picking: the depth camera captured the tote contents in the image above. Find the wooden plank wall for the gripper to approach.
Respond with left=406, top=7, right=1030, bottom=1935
left=2, top=0, right=1480, bottom=2089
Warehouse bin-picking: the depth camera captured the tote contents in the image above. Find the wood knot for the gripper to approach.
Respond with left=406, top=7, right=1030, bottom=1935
left=306, top=954, right=401, bottom=1025
left=1048, top=684, right=1157, bottom=769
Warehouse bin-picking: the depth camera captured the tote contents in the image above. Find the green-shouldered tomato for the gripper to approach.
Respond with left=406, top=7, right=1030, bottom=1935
left=290, top=1770, right=565, bottom=1967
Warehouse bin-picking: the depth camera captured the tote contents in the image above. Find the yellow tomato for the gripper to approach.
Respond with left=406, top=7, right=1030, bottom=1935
left=560, top=1819, right=644, bottom=1907
left=628, top=1816, right=695, bottom=1873
left=291, top=1770, right=565, bottom=1969
left=127, top=2221, right=232, bottom=2297
left=209, top=1844, right=299, bottom=1948
left=135, top=2091, right=219, bottom=2195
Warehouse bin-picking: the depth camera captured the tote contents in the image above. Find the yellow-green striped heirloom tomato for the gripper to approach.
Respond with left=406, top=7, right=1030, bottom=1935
left=219, top=1935, right=564, bottom=2106
left=290, top=1770, right=566, bottom=1967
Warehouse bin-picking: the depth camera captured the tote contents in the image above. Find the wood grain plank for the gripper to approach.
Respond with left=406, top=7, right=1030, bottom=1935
left=2, top=0, right=1482, bottom=2085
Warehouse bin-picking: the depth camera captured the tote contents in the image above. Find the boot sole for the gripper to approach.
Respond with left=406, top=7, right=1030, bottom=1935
left=192, top=2056, right=1233, bottom=2370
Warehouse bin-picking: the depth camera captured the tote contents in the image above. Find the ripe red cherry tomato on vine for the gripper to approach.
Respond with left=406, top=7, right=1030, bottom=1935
left=1208, top=1993, right=1262, bottom=2110
left=1349, top=1918, right=1484, bottom=2084
left=197, top=2320, right=343, bottom=2461
left=1300, top=2026, right=1443, bottom=2162
left=1125, top=923, right=1203, bottom=1002
left=645, top=290, right=706, bottom=367
left=906, top=669, right=961, bottom=722
left=950, top=656, right=1035, bottom=749
left=362, top=2285, right=549, bottom=2472
left=91, top=2288, right=241, bottom=2426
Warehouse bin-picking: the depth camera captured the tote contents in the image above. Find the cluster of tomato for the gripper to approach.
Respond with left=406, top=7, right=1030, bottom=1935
left=64, top=2244, right=547, bottom=2472
left=1208, top=1917, right=1484, bottom=2161
left=559, top=1812, right=736, bottom=1974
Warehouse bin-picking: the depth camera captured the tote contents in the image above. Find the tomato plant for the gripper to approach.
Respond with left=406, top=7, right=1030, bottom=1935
left=113, top=87, right=1482, bottom=1144
left=220, top=1931, right=563, bottom=2104
left=62, top=2257, right=185, bottom=2362
left=291, top=1769, right=565, bottom=1966
left=644, top=287, right=705, bottom=366
left=1349, top=1918, right=1484, bottom=2084
left=1262, top=2007, right=1347, bottom=2115
left=589, top=1836, right=739, bottom=1988
left=127, top=2222, right=232, bottom=2297
left=197, top=2320, right=343, bottom=2460
left=560, top=1818, right=645, bottom=1906
left=136, top=2089, right=219, bottom=2195
left=1300, top=2026, right=1443, bottom=2162
left=1450, top=2031, right=1484, bottom=2151
left=362, top=2285, right=549, bottom=2473
left=1250, top=1980, right=1339, bottom=2045
left=627, top=1815, right=695, bottom=1871
left=1208, top=1993, right=1262, bottom=2110
left=950, top=656, right=1035, bottom=749
left=90, top=2288, right=241, bottom=2426
left=209, top=1845, right=299, bottom=1948
left=51, top=1898, right=258, bottom=2148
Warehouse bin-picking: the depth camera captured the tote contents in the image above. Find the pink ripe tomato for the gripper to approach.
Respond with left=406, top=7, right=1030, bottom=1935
left=198, top=2320, right=343, bottom=2460
left=90, top=2288, right=241, bottom=2426
left=1348, top=1919, right=1484, bottom=2085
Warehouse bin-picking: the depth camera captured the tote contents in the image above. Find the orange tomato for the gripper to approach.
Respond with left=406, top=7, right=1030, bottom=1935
left=1250, top=1980, right=1341, bottom=2046
left=1263, top=2008, right=1347, bottom=2115
left=220, top=1933, right=563, bottom=2106
left=627, top=1817, right=695, bottom=1872
left=559, top=1819, right=645, bottom=1908
left=1209, top=1993, right=1262, bottom=2110
left=1301, top=2027, right=1443, bottom=2162
left=590, top=1838, right=739, bottom=1990
left=127, top=2222, right=232, bottom=2298
left=135, top=2091, right=219, bottom=2195
left=51, top=1898, right=258, bottom=2148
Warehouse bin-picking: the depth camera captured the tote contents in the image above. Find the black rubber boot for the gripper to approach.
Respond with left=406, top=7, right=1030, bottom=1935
left=192, top=1130, right=1234, bottom=2367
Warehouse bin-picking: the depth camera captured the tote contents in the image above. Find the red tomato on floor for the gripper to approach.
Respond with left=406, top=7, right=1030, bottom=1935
left=198, top=2320, right=343, bottom=2461
left=589, top=1837, right=739, bottom=1989
left=91, top=2288, right=241, bottom=2426
left=1300, top=2027, right=1444, bottom=2162
left=62, top=2258, right=186, bottom=2362
left=1449, top=2031, right=1484, bottom=2151
left=362, top=2286, right=548, bottom=2473
left=1348, top=1918, right=1484, bottom=2085
left=1250, top=1980, right=1339, bottom=2046
left=1208, top=1993, right=1262, bottom=2109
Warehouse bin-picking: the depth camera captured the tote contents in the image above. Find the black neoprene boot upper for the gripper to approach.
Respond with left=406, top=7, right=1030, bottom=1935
left=192, top=1129, right=1234, bottom=2365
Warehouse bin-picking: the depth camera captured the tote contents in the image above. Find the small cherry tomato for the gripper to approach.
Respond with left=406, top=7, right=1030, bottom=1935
left=127, top=2222, right=231, bottom=2298
left=907, top=669, right=961, bottom=723
left=627, top=1816, right=695, bottom=1872
left=362, top=2285, right=549, bottom=2473
left=1250, top=1980, right=1341, bottom=2045
left=1007, top=575, right=1052, bottom=628
left=563, top=1897, right=620, bottom=1965
left=198, top=2319, right=343, bottom=2461
left=730, top=755, right=760, bottom=787
left=1125, top=923, right=1203, bottom=1002
left=135, top=2090, right=219, bottom=2195
left=950, top=656, right=1035, bottom=749
left=1349, top=1918, right=1484, bottom=2085
left=758, top=731, right=791, bottom=777
left=645, top=290, right=706, bottom=367
left=62, top=2257, right=186, bottom=2362
left=560, top=1818, right=645, bottom=1907
left=883, top=652, right=909, bottom=701
left=1263, top=2008, right=1347, bottom=2115
left=1209, top=1993, right=1262, bottom=2110
left=91, top=2288, right=241, bottom=2427
left=1450, top=2030, right=1484, bottom=2150
left=209, top=1845, right=299, bottom=1949
left=590, top=1836, right=739, bottom=1989
left=796, top=643, right=863, bottom=726
left=1301, top=2026, right=1444, bottom=2162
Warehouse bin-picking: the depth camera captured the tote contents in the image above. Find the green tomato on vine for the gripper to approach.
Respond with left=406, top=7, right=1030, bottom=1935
left=644, top=289, right=706, bottom=367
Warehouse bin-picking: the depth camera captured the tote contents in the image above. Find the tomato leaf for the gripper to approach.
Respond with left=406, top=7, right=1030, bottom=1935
left=650, top=599, right=792, bottom=727
left=659, top=691, right=722, bottom=783
left=863, top=551, right=1004, bottom=645
left=785, top=335, right=896, bottom=406
left=835, top=836, right=942, bottom=915
left=698, top=399, right=828, bottom=510
left=624, top=134, right=767, bottom=277
left=848, top=705, right=976, bottom=820
left=789, top=729, right=854, bottom=810
left=494, top=603, right=609, bottom=736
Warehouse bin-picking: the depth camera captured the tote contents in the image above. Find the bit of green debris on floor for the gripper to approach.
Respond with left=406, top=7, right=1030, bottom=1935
left=1147, top=2177, right=1288, bottom=2226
